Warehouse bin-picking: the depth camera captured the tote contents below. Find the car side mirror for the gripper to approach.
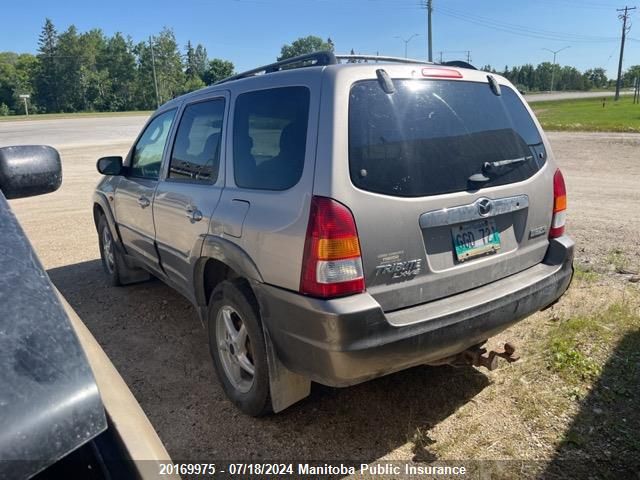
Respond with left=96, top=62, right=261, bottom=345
left=0, top=145, right=62, bottom=199
left=97, top=156, right=123, bottom=175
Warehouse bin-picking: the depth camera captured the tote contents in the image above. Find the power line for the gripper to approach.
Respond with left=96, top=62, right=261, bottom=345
left=615, top=5, right=636, bottom=100
left=436, top=6, right=622, bottom=43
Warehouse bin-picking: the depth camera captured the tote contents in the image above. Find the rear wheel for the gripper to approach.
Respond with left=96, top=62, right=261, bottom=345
left=98, top=215, right=122, bottom=286
left=208, top=280, right=271, bottom=416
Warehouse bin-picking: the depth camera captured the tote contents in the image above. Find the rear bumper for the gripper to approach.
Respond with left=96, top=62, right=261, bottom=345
left=256, top=236, right=574, bottom=387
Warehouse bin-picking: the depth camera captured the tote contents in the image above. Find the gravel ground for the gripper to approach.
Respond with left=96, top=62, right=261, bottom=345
left=5, top=124, right=640, bottom=464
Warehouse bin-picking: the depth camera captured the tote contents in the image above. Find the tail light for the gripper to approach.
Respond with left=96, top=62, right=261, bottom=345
left=549, top=169, right=567, bottom=238
left=300, top=196, right=365, bottom=298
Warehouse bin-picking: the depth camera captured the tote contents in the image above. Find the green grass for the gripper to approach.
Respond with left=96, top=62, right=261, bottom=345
left=0, top=110, right=152, bottom=122
left=573, top=263, right=599, bottom=283
left=546, top=301, right=638, bottom=384
left=532, top=96, right=640, bottom=132
left=607, top=248, right=630, bottom=273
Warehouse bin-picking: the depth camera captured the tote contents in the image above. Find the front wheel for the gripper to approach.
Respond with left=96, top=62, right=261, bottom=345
left=208, top=280, right=271, bottom=416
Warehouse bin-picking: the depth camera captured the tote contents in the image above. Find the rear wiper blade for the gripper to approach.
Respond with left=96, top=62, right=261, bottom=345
left=483, top=155, right=533, bottom=171
left=468, top=155, right=534, bottom=183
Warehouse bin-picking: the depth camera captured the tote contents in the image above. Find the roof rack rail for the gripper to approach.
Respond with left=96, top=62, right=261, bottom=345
left=214, top=51, right=338, bottom=85
left=335, top=54, right=431, bottom=65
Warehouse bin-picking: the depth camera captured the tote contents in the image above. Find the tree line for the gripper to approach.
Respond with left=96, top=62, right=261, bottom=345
left=2, top=19, right=639, bottom=116
left=483, top=63, right=640, bottom=93
left=0, top=19, right=235, bottom=115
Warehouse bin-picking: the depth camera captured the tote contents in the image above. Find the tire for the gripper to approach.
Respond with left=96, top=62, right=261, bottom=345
left=97, top=215, right=122, bottom=286
left=208, top=280, right=271, bottom=416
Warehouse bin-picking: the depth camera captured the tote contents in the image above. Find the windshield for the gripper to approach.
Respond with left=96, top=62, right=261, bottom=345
left=348, top=79, right=546, bottom=197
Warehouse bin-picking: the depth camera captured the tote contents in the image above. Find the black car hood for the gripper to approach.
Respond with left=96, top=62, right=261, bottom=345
left=0, top=193, right=107, bottom=479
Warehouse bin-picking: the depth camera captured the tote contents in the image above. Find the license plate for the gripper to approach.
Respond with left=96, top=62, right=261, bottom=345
left=451, top=219, right=501, bottom=262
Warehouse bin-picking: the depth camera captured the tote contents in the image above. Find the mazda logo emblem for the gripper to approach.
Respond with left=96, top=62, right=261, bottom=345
left=477, top=198, right=492, bottom=216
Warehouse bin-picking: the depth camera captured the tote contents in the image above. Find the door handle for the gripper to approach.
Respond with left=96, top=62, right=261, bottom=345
left=137, top=196, right=150, bottom=208
left=186, top=206, right=203, bottom=222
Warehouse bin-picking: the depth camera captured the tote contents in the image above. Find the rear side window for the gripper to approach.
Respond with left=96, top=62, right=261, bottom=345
left=349, top=80, right=546, bottom=197
left=233, top=87, right=310, bottom=190
left=169, top=98, right=225, bottom=183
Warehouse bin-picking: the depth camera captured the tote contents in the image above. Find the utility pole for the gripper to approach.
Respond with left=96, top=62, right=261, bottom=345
left=438, top=51, right=443, bottom=63
left=427, top=0, right=433, bottom=62
left=542, top=46, right=570, bottom=92
left=466, top=50, right=472, bottom=63
left=149, top=36, right=160, bottom=108
left=615, top=6, right=636, bottom=101
left=394, top=34, right=420, bottom=58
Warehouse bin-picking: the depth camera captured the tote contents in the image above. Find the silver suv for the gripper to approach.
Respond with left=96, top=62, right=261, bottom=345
left=93, top=52, right=573, bottom=416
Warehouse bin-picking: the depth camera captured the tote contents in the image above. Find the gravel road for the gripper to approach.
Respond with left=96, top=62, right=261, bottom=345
left=3, top=116, right=639, bottom=462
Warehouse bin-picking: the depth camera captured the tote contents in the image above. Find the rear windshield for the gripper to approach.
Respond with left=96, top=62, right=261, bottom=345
left=348, top=79, right=546, bottom=197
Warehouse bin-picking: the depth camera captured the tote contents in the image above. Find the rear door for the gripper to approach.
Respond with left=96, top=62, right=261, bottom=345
left=341, top=75, right=554, bottom=312
left=114, top=109, right=176, bottom=271
left=153, top=94, right=227, bottom=293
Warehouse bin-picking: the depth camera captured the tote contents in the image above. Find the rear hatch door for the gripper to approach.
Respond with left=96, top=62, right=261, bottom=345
left=346, top=74, right=554, bottom=312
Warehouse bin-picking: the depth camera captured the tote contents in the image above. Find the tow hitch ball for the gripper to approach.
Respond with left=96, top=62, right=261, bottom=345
left=459, top=342, right=520, bottom=371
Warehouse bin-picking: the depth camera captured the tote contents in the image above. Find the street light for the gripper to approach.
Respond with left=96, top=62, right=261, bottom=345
left=542, top=46, right=571, bottom=92
left=395, top=34, right=420, bottom=58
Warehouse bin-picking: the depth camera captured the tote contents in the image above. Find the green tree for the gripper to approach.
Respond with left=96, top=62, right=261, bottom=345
left=12, top=54, right=39, bottom=113
left=583, top=68, right=607, bottom=90
left=203, top=58, right=234, bottom=84
left=55, top=25, right=85, bottom=111
left=0, top=54, right=18, bottom=112
left=184, top=40, right=206, bottom=92
left=153, top=28, right=185, bottom=103
left=623, top=65, right=640, bottom=87
left=185, top=40, right=197, bottom=78
left=35, top=18, right=59, bottom=112
left=277, top=35, right=334, bottom=61
left=193, top=44, right=208, bottom=80
left=535, top=62, right=554, bottom=91
left=134, top=28, right=184, bottom=109
left=99, top=33, right=137, bottom=110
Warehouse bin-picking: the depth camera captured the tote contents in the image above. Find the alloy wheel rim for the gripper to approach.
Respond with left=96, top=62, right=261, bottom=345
left=102, top=227, right=115, bottom=274
left=215, top=305, right=255, bottom=393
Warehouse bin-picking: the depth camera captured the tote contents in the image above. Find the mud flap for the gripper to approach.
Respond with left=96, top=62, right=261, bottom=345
left=114, top=243, right=151, bottom=285
left=263, top=326, right=310, bottom=413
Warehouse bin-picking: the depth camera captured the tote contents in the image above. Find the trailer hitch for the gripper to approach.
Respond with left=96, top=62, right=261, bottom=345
left=461, top=342, right=520, bottom=371
left=430, top=342, right=520, bottom=371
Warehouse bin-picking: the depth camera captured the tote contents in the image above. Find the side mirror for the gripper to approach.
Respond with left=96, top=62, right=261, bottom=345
left=0, top=145, right=62, bottom=199
left=97, top=156, right=123, bottom=176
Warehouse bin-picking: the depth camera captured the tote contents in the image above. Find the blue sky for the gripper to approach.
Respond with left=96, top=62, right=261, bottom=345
left=1, top=0, right=638, bottom=76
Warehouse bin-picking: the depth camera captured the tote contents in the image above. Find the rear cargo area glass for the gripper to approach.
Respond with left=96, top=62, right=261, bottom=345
left=348, top=79, right=546, bottom=197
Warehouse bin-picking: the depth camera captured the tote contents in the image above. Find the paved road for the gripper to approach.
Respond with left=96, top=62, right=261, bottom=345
left=525, top=90, right=634, bottom=103
left=0, top=115, right=148, bottom=149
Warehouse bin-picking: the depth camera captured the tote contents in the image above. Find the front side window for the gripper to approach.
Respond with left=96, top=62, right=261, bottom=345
left=130, top=109, right=176, bottom=179
left=233, top=87, right=310, bottom=190
left=169, top=99, right=225, bottom=183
